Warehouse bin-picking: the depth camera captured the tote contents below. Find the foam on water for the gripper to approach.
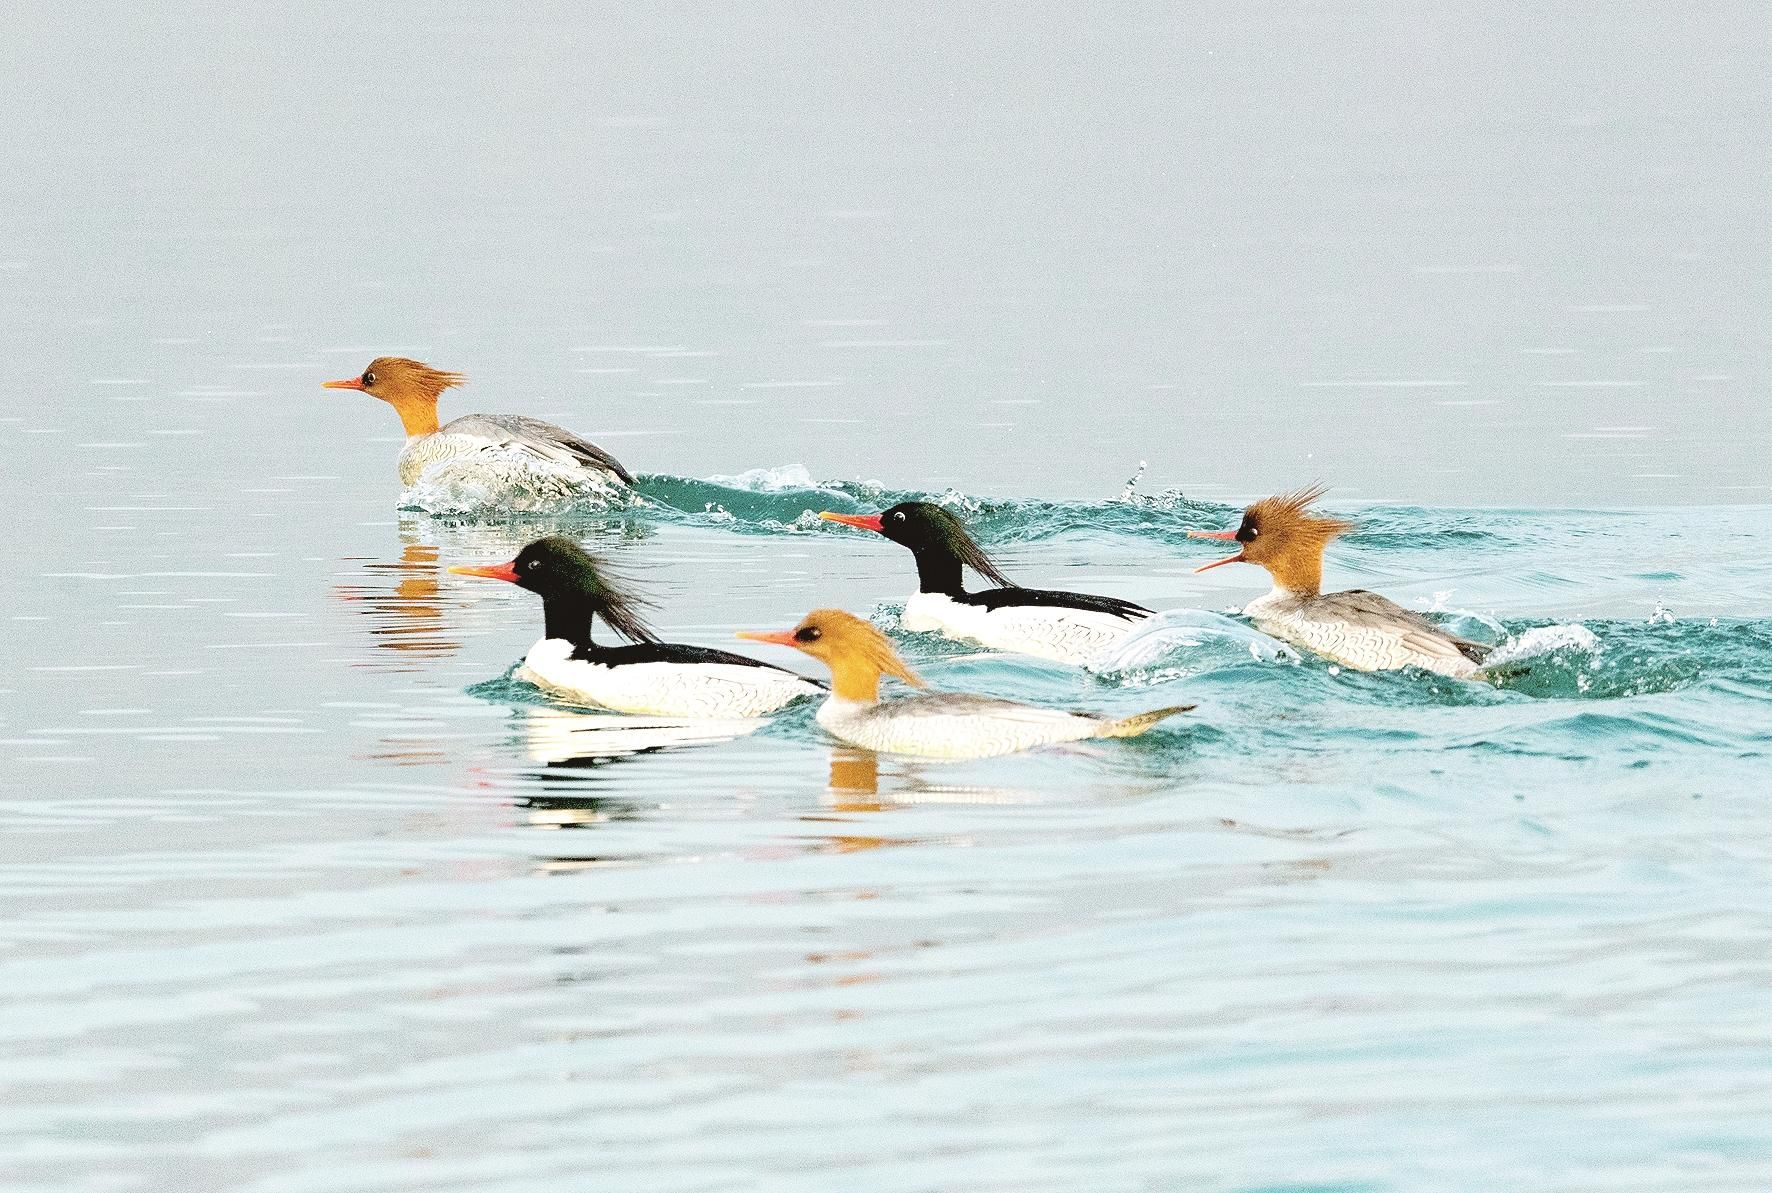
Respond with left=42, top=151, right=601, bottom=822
left=400, top=454, right=637, bottom=517
left=1091, top=609, right=1301, bottom=683
left=7, top=453, right=1772, bottom=1193
left=1485, top=622, right=1603, bottom=668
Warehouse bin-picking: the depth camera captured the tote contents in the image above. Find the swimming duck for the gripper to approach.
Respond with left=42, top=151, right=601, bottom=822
left=451, top=537, right=821, bottom=717
left=820, top=501, right=1151, bottom=665
left=323, top=357, right=634, bottom=499
left=1190, top=485, right=1491, bottom=678
left=738, top=608, right=1191, bottom=759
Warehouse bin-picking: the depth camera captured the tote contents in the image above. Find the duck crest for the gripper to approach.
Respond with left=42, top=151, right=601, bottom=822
left=909, top=504, right=1014, bottom=595
left=1242, top=484, right=1354, bottom=596
left=371, top=358, right=466, bottom=437
left=799, top=610, right=925, bottom=702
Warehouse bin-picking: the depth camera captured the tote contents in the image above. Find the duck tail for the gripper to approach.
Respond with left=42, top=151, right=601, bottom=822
left=1095, top=704, right=1195, bottom=739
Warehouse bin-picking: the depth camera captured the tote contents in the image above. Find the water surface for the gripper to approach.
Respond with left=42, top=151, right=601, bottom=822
left=4, top=457, right=1770, bottom=1191
left=5, top=4, right=1772, bottom=1190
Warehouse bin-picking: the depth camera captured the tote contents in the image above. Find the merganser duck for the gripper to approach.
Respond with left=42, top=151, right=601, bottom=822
left=738, top=608, right=1191, bottom=759
left=819, top=502, right=1152, bottom=665
left=323, top=357, right=634, bottom=498
left=450, top=537, right=822, bottom=717
left=1189, top=485, right=1491, bottom=678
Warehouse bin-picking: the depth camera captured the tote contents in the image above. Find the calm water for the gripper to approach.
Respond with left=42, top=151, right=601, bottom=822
left=6, top=4, right=1772, bottom=1190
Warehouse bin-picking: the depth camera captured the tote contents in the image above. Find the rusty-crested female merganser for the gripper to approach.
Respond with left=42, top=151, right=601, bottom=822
left=738, top=608, right=1190, bottom=759
left=323, top=357, right=634, bottom=498
left=819, top=501, right=1151, bottom=665
left=1189, top=485, right=1491, bottom=678
left=450, top=537, right=821, bottom=717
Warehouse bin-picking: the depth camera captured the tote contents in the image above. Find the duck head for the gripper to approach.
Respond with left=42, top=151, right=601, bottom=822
left=819, top=501, right=1012, bottom=596
left=323, top=357, right=465, bottom=438
left=1188, top=484, right=1353, bottom=596
left=738, top=608, right=923, bottom=702
left=449, top=536, right=657, bottom=647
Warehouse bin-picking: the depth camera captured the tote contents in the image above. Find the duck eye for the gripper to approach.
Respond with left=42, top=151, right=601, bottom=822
left=794, top=626, right=822, bottom=643
left=362, top=370, right=376, bottom=386
left=526, top=558, right=542, bottom=571
left=890, top=511, right=905, bottom=522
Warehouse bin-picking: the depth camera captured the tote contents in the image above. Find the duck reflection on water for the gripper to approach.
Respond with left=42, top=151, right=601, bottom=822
left=333, top=540, right=461, bottom=669
left=337, top=518, right=655, bottom=673
left=508, top=708, right=765, bottom=860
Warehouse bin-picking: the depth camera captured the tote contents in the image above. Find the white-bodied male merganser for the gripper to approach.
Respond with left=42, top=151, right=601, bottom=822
left=450, top=537, right=822, bottom=717
left=738, top=609, right=1191, bottom=759
left=1189, top=485, right=1491, bottom=678
left=323, top=357, right=634, bottom=498
left=820, top=502, right=1152, bottom=665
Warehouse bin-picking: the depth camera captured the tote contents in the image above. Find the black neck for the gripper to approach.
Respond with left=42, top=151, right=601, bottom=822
left=910, top=547, right=967, bottom=597
left=542, top=593, right=599, bottom=651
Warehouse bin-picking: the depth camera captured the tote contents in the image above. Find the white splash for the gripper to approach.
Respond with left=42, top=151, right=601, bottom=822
left=1648, top=602, right=1677, bottom=625
left=1416, top=593, right=1508, bottom=637
left=401, top=453, right=631, bottom=515
left=779, top=509, right=827, bottom=532
left=1483, top=623, right=1602, bottom=667
left=704, top=463, right=823, bottom=492
left=931, top=487, right=984, bottom=514
left=1117, top=460, right=1150, bottom=502
left=1091, top=609, right=1298, bottom=674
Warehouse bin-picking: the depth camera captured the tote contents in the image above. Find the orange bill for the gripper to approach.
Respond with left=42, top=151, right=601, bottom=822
left=1187, top=528, right=1245, bottom=572
left=448, top=562, right=520, bottom=583
left=321, top=377, right=365, bottom=390
left=819, top=511, right=885, bottom=532
left=736, top=629, right=799, bottom=647
left=1192, top=552, right=1246, bottom=573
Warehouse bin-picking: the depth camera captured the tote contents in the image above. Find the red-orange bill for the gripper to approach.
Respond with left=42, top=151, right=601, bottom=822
left=448, top=562, right=520, bottom=583
left=321, top=377, right=365, bottom=390
left=1193, top=552, right=1246, bottom=573
left=819, top=511, right=885, bottom=533
left=1186, top=528, right=1245, bottom=573
left=736, top=629, right=799, bottom=647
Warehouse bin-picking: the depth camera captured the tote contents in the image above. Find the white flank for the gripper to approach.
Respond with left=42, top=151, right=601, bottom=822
left=900, top=592, right=1144, bottom=666
left=815, top=695, right=1105, bottom=760
left=1242, top=588, right=1480, bottom=679
left=518, top=639, right=821, bottom=718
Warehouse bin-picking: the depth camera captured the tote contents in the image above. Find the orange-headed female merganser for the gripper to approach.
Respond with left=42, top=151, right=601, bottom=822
left=450, top=537, right=821, bottom=717
left=819, top=502, right=1151, bottom=665
left=323, top=357, right=634, bottom=498
left=1189, top=485, right=1491, bottom=678
left=738, top=609, right=1190, bottom=759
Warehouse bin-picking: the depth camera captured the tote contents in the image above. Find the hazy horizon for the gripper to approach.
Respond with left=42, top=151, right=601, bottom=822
left=5, top=3, right=1769, bottom=509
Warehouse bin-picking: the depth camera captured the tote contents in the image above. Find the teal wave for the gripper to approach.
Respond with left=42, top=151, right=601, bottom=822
left=429, top=468, right=1772, bottom=767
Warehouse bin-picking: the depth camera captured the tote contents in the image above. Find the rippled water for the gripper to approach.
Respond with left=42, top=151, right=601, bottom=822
left=5, top=444, right=1771, bottom=1190
left=10, top=3, right=1772, bottom=1188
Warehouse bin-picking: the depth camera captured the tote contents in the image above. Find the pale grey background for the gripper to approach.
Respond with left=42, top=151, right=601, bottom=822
left=4, top=2, right=1768, bottom=508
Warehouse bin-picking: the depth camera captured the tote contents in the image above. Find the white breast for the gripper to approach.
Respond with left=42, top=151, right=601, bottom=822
left=398, top=437, right=619, bottom=509
left=815, top=695, right=1102, bottom=759
left=518, top=639, right=820, bottom=718
left=1242, top=590, right=1478, bottom=678
left=900, top=592, right=1142, bottom=666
